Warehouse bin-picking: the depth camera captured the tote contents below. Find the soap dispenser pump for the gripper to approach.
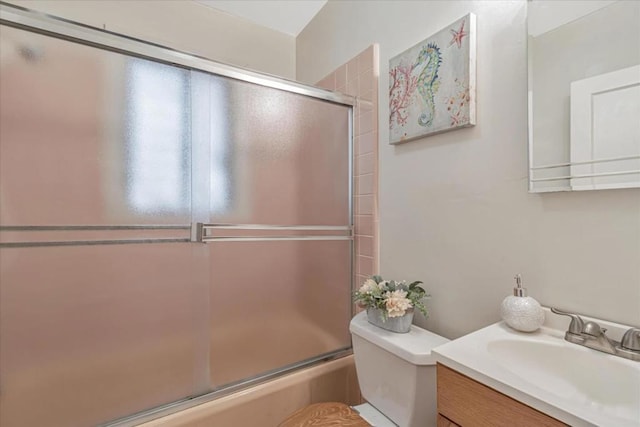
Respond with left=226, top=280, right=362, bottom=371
left=500, top=274, right=545, bottom=332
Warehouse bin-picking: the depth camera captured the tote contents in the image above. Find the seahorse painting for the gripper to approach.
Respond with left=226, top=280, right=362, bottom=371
left=389, top=61, right=418, bottom=128
left=413, top=43, right=442, bottom=128
left=388, top=13, right=475, bottom=144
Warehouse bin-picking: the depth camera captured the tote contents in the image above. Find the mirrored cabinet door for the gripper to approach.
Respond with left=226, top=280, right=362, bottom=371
left=527, top=0, right=640, bottom=192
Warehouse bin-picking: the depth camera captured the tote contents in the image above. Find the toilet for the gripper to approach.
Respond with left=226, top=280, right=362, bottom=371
left=280, top=311, right=450, bottom=427
left=349, top=310, right=451, bottom=426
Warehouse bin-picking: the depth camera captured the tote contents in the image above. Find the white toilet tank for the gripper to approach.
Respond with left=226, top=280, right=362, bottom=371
left=349, top=311, right=450, bottom=427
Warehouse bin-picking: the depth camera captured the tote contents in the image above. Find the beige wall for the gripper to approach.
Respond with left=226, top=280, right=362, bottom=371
left=4, top=0, right=296, bottom=79
left=297, top=0, right=640, bottom=337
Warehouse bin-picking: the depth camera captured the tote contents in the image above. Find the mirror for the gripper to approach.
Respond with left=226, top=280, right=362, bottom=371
left=527, top=0, right=640, bottom=192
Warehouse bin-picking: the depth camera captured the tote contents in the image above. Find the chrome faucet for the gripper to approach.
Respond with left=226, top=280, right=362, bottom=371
left=551, top=308, right=640, bottom=362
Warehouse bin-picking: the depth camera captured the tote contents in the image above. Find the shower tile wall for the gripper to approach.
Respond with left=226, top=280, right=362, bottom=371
left=316, top=45, right=379, bottom=291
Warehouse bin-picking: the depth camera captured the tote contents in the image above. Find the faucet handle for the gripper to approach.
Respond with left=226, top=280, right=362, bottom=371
left=550, top=307, right=584, bottom=335
left=621, top=328, right=640, bottom=351
left=582, top=321, right=603, bottom=337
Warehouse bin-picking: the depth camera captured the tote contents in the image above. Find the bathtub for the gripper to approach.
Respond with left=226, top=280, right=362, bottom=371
left=138, top=355, right=360, bottom=427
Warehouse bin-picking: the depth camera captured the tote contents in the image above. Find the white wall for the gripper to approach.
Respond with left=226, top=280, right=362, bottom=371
left=297, top=0, right=640, bottom=337
left=4, top=0, right=296, bottom=79
left=527, top=0, right=615, bottom=37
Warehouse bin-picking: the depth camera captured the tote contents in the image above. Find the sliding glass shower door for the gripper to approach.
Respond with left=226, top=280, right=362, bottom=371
left=194, top=75, right=352, bottom=387
left=0, top=24, right=211, bottom=426
left=0, top=12, right=352, bottom=427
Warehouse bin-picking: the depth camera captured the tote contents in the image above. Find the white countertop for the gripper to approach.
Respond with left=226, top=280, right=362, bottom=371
left=432, top=308, right=640, bottom=427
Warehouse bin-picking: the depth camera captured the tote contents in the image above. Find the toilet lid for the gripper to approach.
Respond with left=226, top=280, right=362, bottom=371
left=349, top=311, right=450, bottom=365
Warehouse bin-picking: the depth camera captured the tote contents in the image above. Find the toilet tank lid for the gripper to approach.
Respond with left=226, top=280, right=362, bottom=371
left=349, top=311, right=450, bottom=365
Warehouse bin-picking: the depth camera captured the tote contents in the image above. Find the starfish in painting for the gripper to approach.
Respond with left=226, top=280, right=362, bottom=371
left=449, top=19, right=467, bottom=48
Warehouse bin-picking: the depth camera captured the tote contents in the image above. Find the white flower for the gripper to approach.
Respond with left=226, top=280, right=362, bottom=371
left=359, top=278, right=378, bottom=294
left=378, top=280, right=389, bottom=290
left=384, top=290, right=413, bottom=317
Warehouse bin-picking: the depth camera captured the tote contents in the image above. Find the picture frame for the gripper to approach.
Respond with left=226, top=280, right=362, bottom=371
left=389, top=13, right=476, bottom=144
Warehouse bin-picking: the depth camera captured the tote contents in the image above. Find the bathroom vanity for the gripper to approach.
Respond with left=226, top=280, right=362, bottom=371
left=436, top=364, right=565, bottom=426
left=432, top=308, right=640, bottom=427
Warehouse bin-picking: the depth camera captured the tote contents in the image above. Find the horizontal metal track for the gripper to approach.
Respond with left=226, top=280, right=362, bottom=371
left=196, top=223, right=353, bottom=243
left=201, top=236, right=353, bottom=242
left=531, top=154, right=640, bottom=170
left=104, top=348, right=353, bottom=427
left=0, top=3, right=355, bottom=107
left=0, top=238, right=191, bottom=248
left=530, top=169, right=640, bottom=182
left=0, top=224, right=191, bottom=231
left=202, top=224, right=352, bottom=231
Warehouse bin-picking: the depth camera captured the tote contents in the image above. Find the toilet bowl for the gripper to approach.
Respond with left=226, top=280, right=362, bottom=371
left=280, top=311, right=450, bottom=426
left=349, top=310, right=450, bottom=426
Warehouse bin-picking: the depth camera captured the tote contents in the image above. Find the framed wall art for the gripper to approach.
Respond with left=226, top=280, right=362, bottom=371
left=389, top=13, right=476, bottom=144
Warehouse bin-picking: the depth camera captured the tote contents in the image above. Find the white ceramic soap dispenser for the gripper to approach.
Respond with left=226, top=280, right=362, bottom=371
left=500, top=274, right=544, bottom=332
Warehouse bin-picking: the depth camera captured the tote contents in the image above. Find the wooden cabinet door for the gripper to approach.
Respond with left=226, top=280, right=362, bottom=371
left=437, top=364, right=567, bottom=427
left=438, top=413, right=461, bottom=427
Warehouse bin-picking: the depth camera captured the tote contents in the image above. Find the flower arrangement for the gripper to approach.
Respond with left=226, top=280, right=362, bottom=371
left=353, top=275, right=429, bottom=319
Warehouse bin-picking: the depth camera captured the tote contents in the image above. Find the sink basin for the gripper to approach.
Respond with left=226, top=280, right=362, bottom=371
left=432, top=309, right=640, bottom=427
left=488, top=339, right=640, bottom=424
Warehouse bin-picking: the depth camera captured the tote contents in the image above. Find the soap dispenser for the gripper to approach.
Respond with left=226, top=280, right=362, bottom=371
left=500, top=274, right=544, bottom=332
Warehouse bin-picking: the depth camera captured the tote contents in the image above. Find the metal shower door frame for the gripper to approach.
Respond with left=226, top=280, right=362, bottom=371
left=0, top=3, right=356, bottom=426
left=0, top=3, right=355, bottom=106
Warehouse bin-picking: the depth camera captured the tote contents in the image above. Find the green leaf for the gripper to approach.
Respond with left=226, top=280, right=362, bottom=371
left=408, top=280, right=423, bottom=289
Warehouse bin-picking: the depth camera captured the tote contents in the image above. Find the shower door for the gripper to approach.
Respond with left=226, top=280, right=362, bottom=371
left=0, top=24, right=211, bottom=427
left=193, top=75, right=353, bottom=388
left=0, top=6, right=353, bottom=426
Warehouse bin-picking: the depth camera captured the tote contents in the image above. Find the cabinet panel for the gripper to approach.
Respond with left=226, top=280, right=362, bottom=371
left=437, top=413, right=461, bottom=427
left=437, top=364, right=566, bottom=427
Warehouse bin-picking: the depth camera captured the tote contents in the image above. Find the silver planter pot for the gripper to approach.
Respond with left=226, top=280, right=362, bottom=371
left=366, top=307, right=414, bottom=333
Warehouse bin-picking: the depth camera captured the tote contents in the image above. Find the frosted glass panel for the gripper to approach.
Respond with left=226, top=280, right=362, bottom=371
left=0, top=26, right=191, bottom=225
left=0, top=17, right=352, bottom=427
left=125, top=59, right=191, bottom=216
left=0, top=25, right=205, bottom=427
left=208, top=240, right=352, bottom=387
left=207, top=76, right=350, bottom=225
left=0, top=244, right=210, bottom=427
